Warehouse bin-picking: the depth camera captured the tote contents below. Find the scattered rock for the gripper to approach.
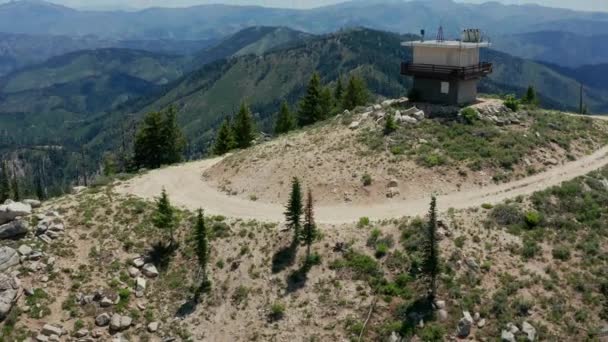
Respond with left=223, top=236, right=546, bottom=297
left=457, top=311, right=474, bottom=338
left=464, top=257, right=479, bottom=272
left=501, top=330, right=516, bottom=342
left=74, top=329, right=89, bottom=338
left=95, top=313, right=111, bottom=327
left=507, top=322, right=520, bottom=334
left=386, top=187, right=400, bottom=199
left=477, top=318, right=486, bottom=328
left=348, top=121, right=360, bottom=130
left=522, top=321, right=536, bottom=341
left=41, top=324, right=63, bottom=337
left=437, top=309, right=448, bottom=321
left=36, top=334, right=49, bottom=342
left=131, top=256, right=145, bottom=268
left=136, top=277, right=146, bottom=292
left=0, top=247, right=19, bottom=272
left=0, top=273, right=20, bottom=319
left=0, top=219, right=29, bottom=239
left=23, top=199, right=41, bottom=208
left=396, top=115, right=418, bottom=124
left=110, top=314, right=132, bottom=332
left=147, top=321, right=159, bottom=333
left=18, top=245, right=33, bottom=256
left=100, top=297, right=114, bottom=307
left=142, top=264, right=159, bottom=278
left=128, top=266, right=140, bottom=278
left=388, top=331, right=401, bottom=342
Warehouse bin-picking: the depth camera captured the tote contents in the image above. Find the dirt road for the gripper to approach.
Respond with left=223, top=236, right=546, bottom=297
left=116, top=142, right=608, bottom=223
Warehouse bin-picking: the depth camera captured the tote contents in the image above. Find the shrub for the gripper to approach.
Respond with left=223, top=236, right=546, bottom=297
left=454, top=236, right=466, bottom=248
left=524, top=211, right=542, bottom=228
left=375, top=242, right=389, bottom=258
left=460, top=107, right=479, bottom=124
left=268, top=302, right=286, bottom=321
left=504, top=95, right=520, bottom=111
left=552, top=246, right=571, bottom=261
left=490, top=204, right=523, bottom=226
left=357, top=217, right=371, bottom=228
left=362, top=173, right=373, bottom=187
left=418, top=323, right=445, bottom=341
left=481, top=203, right=494, bottom=210
left=521, top=237, right=541, bottom=259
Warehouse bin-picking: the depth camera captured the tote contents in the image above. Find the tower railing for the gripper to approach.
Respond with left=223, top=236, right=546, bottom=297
left=400, top=62, right=493, bottom=80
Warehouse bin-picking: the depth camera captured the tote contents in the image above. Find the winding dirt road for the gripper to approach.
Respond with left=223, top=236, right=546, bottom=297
left=116, top=141, right=608, bottom=223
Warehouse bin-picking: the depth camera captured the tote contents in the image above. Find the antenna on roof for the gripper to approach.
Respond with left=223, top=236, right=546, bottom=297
left=420, top=29, right=425, bottom=42
left=436, top=25, right=445, bottom=42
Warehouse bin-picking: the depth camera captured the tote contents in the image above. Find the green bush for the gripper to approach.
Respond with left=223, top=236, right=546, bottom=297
left=552, top=246, right=571, bottom=261
left=268, top=302, right=286, bottom=321
left=521, top=237, right=541, bottom=259
left=504, top=95, right=520, bottom=112
left=460, top=107, right=479, bottom=124
left=375, top=242, right=389, bottom=258
left=418, top=323, right=445, bottom=341
left=490, top=204, right=523, bottom=226
left=362, top=173, right=373, bottom=187
left=357, top=217, right=371, bottom=228
left=524, top=211, right=542, bottom=228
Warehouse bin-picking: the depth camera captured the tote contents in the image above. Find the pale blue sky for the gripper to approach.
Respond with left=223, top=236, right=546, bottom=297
left=3, top=0, right=608, bottom=12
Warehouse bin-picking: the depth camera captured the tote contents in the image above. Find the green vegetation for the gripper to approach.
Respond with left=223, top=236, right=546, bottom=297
left=422, top=196, right=440, bottom=300
left=302, top=189, right=317, bottom=260
left=233, top=102, right=256, bottom=149
left=362, top=110, right=608, bottom=177
left=213, top=118, right=236, bottom=156
left=298, top=73, right=326, bottom=127
left=274, top=101, right=296, bottom=135
left=284, top=177, right=303, bottom=245
left=504, top=94, right=520, bottom=111
left=153, top=188, right=179, bottom=246
left=0, top=161, right=10, bottom=203
left=341, top=75, right=369, bottom=111
left=195, top=209, right=210, bottom=293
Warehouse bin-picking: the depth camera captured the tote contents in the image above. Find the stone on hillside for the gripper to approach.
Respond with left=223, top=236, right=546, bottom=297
left=373, top=104, right=382, bottom=110
left=507, top=323, right=519, bottom=334
left=386, top=187, right=400, bottom=199
left=0, top=273, right=20, bottom=319
left=136, top=277, right=146, bottom=292
left=48, top=223, right=64, bottom=232
left=110, top=314, right=132, bottom=332
left=147, top=322, right=159, bottom=333
left=411, top=110, right=425, bottom=121
left=131, top=256, right=145, bottom=268
left=501, top=330, right=516, bottom=342
left=95, top=313, right=111, bottom=327
left=41, top=324, right=63, bottom=336
left=0, top=247, right=19, bottom=272
left=0, top=219, right=29, bottom=240
left=74, top=329, right=89, bottom=338
left=0, top=202, right=31, bottom=224
left=38, top=234, right=52, bottom=244
left=437, top=309, right=448, bottom=321
left=465, top=257, right=479, bottom=272
left=72, top=186, right=87, bottom=194
left=349, top=121, right=360, bottom=130
left=128, top=266, right=140, bottom=278
left=457, top=311, right=474, bottom=338
left=18, top=245, right=33, bottom=256
left=36, top=334, right=49, bottom=342
left=142, top=264, right=159, bottom=278
left=397, top=116, right=418, bottom=124
left=477, top=318, right=486, bottom=328
left=23, top=199, right=41, bottom=208
left=388, top=331, right=401, bottom=342
left=522, top=321, right=536, bottom=341
left=100, top=297, right=114, bottom=307
left=402, top=107, right=419, bottom=116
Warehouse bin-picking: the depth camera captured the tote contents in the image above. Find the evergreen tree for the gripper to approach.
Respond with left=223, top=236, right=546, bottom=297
left=0, top=162, right=10, bottom=203
left=233, top=102, right=255, bottom=149
left=213, top=118, right=236, bottom=155
left=342, top=75, right=369, bottom=111
left=422, top=196, right=440, bottom=301
left=133, top=108, right=185, bottom=170
left=320, top=87, right=334, bottom=119
left=334, top=77, right=344, bottom=104
left=274, top=101, right=296, bottom=135
left=35, top=171, right=45, bottom=201
left=160, top=106, right=186, bottom=165
left=298, top=73, right=323, bottom=126
left=284, top=177, right=303, bottom=245
left=153, top=188, right=178, bottom=246
left=11, top=175, right=20, bottom=201
left=133, top=111, right=164, bottom=169
left=523, top=86, right=539, bottom=106
left=195, top=209, right=209, bottom=288
left=302, top=189, right=317, bottom=260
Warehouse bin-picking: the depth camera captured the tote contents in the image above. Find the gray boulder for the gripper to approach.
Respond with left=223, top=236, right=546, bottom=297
left=522, top=321, right=536, bottom=341
left=0, top=247, right=19, bottom=272
left=95, top=313, right=111, bottom=327
left=0, top=202, right=31, bottom=224
left=456, top=311, right=474, bottom=338
left=22, top=199, right=41, bottom=209
left=0, top=273, right=20, bottom=320
left=142, top=264, right=159, bottom=278
left=41, top=324, right=63, bottom=336
left=110, top=314, right=132, bottom=332
left=0, top=219, right=29, bottom=239
left=501, top=330, right=516, bottom=342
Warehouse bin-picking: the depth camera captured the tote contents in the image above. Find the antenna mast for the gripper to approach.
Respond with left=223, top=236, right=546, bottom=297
left=436, top=25, right=445, bottom=42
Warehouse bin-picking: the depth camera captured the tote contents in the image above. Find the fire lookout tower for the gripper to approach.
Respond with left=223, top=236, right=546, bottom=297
left=401, top=28, right=493, bottom=105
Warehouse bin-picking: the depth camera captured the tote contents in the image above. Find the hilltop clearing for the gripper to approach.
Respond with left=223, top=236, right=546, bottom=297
left=1, top=164, right=607, bottom=341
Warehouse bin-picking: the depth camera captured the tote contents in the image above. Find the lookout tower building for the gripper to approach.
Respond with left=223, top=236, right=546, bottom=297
left=401, top=28, right=492, bottom=105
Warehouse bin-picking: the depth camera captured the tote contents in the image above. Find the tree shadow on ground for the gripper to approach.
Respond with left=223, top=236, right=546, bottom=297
left=286, top=262, right=312, bottom=294
left=398, top=296, right=435, bottom=337
left=147, top=241, right=179, bottom=272
left=176, top=280, right=212, bottom=318
left=271, top=241, right=297, bottom=274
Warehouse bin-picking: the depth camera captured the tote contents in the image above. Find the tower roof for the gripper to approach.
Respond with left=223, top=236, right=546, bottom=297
left=401, top=40, right=491, bottom=49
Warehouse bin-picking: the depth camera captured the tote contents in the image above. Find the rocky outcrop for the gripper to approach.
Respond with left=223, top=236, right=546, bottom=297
left=0, top=273, right=20, bottom=320
left=0, top=219, right=29, bottom=239
left=0, top=202, right=31, bottom=225
left=110, top=314, right=132, bottom=332
left=0, top=247, right=19, bottom=272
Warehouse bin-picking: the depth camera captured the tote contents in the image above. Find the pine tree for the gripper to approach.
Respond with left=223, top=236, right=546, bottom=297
left=195, top=209, right=209, bottom=287
left=0, top=162, right=10, bottom=203
left=160, top=106, right=186, bottom=165
left=284, top=177, right=303, bottom=245
left=11, top=175, right=19, bottom=202
left=334, top=77, right=344, bottom=104
left=319, top=87, right=334, bottom=120
left=422, top=196, right=440, bottom=301
left=233, top=102, right=255, bottom=149
left=523, top=86, right=539, bottom=106
left=274, top=101, right=296, bottom=135
left=213, top=118, right=236, bottom=155
left=133, top=111, right=164, bottom=169
left=35, top=171, right=45, bottom=201
left=298, top=73, right=323, bottom=127
left=153, top=188, right=178, bottom=246
left=342, top=75, right=369, bottom=111
left=302, top=189, right=317, bottom=261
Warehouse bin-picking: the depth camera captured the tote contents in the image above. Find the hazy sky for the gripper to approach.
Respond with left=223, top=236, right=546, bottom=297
left=4, top=0, right=608, bottom=12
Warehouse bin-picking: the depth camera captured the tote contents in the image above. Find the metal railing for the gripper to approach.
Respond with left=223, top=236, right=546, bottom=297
left=400, top=62, right=493, bottom=80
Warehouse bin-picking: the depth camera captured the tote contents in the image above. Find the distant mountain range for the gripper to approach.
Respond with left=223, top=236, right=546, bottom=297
left=0, top=0, right=606, bottom=40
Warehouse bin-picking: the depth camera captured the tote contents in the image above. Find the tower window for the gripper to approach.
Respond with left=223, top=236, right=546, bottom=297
left=441, top=82, right=450, bottom=94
